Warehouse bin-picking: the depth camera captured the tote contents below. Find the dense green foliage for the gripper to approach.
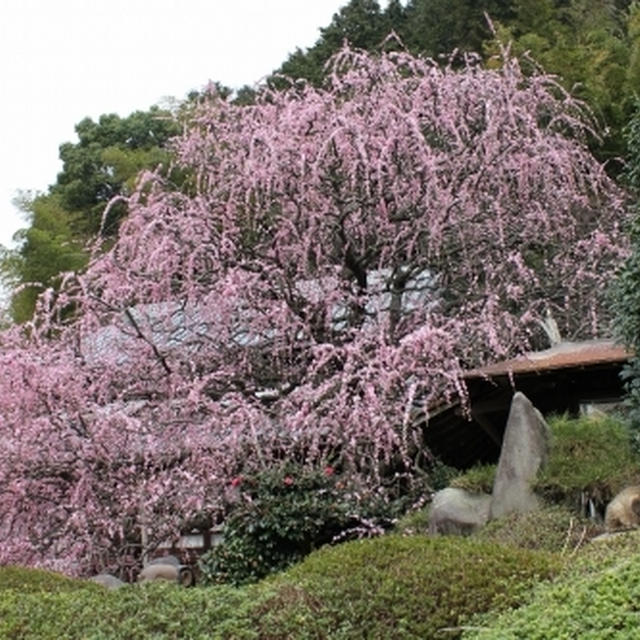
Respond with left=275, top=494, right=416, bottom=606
left=393, top=503, right=432, bottom=534
left=535, top=414, right=640, bottom=508
left=0, top=536, right=561, bottom=639
left=251, top=535, right=560, bottom=639
left=568, top=527, right=640, bottom=573
left=275, top=0, right=515, bottom=85
left=0, top=565, right=98, bottom=594
left=276, top=0, right=400, bottom=86
left=449, top=463, right=497, bottom=494
left=0, top=579, right=255, bottom=640
left=462, top=532, right=640, bottom=639
left=9, top=529, right=640, bottom=640
left=199, top=464, right=361, bottom=586
left=613, top=102, right=640, bottom=438
left=52, top=108, right=180, bottom=236
left=1, top=107, right=180, bottom=323
left=475, top=504, right=603, bottom=552
left=0, top=193, right=89, bottom=323
left=198, top=463, right=433, bottom=586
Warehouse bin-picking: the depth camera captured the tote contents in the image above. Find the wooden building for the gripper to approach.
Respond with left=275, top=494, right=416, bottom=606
left=422, top=340, right=633, bottom=469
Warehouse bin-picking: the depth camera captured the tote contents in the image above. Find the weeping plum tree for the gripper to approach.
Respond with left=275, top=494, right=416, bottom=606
left=0, top=45, right=629, bottom=574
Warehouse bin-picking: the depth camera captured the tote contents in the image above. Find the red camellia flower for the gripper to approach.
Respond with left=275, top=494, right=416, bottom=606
left=283, top=476, right=294, bottom=486
left=324, top=466, right=334, bottom=476
left=230, top=476, right=243, bottom=488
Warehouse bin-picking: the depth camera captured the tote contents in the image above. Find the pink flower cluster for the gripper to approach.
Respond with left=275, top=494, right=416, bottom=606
left=0, top=43, right=628, bottom=574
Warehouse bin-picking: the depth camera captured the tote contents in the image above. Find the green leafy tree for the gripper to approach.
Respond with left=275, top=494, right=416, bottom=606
left=1, top=106, right=181, bottom=323
left=402, top=0, right=514, bottom=59
left=275, top=0, right=514, bottom=86
left=52, top=107, right=180, bottom=236
left=487, top=0, right=637, bottom=165
left=613, top=101, right=640, bottom=436
left=276, top=0, right=401, bottom=86
left=1, top=193, right=88, bottom=323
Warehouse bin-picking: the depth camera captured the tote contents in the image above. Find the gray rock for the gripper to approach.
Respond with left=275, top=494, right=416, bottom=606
left=138, top=563, right=195, bottom=586
left=148, top=554, right=181, bottom=567
left=138, top=563, right=179, bottom=582
left=428, top=487, right=491, bottom=535
left=89, top=573, right=125, bottom=589
left=604, top=486, right=640, bottom=531
left=489, top=392, right=549, bottom=520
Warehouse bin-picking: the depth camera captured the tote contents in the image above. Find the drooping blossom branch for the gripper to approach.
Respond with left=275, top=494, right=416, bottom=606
left=0, top=44, right=628, bottom=574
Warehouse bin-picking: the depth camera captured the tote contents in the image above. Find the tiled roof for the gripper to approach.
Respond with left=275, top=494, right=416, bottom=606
left=424, top=339, right=632, bottom=468
left=466, top=340, right=632, bottom=379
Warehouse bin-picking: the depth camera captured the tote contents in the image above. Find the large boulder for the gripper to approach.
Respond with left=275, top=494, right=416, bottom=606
left=138, top=563, right=179, bottom=583
left=489, top=391, right=550, bottom=520
left=428, top=487, right=491, bottom=535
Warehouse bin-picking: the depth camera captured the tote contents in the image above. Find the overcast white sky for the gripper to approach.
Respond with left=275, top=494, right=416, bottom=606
left=0, top=0, right=381, bottom=250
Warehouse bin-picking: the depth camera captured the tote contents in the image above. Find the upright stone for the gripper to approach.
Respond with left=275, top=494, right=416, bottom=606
left=489, top=391, right=550, bottom=520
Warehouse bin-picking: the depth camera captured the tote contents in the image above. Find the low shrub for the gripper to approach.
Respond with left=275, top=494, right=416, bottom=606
left=474, top=504, right=604, bottom=553
left=449, top=463, right=497, bottom=494
left=393, top=504, right=431, bottom=534
left=462, top=544, right=640, bottom=639
left=249, top=534, right=562, bottom=639
left=535, top=414, right=640, bottom=511
left=567, top=528, right=640, bottom=575
left=1, top=536, right=560, bottom=639
left=0, top=574, right=256, bottom=640
left=199, top=463, right=434, bottom=586
left=425, top=458, right=460, bottom=490
left=0, top=565, right=97, bottom=594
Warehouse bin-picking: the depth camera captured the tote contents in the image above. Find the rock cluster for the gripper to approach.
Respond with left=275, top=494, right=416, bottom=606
left=429, top=392, right=550, bottom=535
left=90, top=554, right=195, bottom=588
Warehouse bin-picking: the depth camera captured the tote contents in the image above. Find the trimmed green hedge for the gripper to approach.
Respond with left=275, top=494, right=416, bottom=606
left=0, top=536, right=560, bottom=639
left=462, top=535, right=640, bottom=639
left=475, top=504, right=603, bottom=553
left=0, top=566, right=98, bottom=594
left=0, top=579, right=256, bottom=640
left=536, top=414, right=640, bottom=505
left=249, top=535, right=561, bottom=639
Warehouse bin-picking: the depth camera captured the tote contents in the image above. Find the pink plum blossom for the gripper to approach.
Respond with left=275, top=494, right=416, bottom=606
left=0, top=44, right=629, bottom=574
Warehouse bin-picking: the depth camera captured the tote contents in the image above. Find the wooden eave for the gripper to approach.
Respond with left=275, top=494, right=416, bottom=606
left=422, top=340, right=633, bottom=469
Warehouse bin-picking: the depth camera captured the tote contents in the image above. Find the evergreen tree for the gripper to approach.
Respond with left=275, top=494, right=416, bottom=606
left=403, top=0, right=514, bottom=59
left=613, top=101, right=640, bottom=434
left=0, top=106, right=181, bottom=323
left=276, top=0, right=398, bottom=86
